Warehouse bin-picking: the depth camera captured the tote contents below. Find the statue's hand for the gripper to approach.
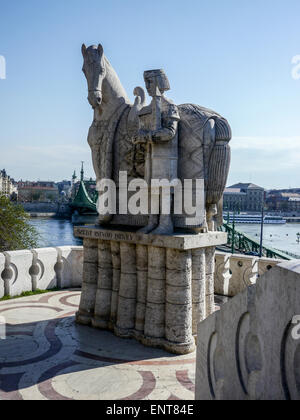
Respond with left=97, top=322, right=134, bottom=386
left=133, top=130, right=152, bottom=144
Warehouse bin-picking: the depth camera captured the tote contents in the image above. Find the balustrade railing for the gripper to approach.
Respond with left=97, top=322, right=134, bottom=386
left=0, top=245, right=282, bottom=299
left=214, top=251, right=279, bottom=297
left=0, top=246, right=83, bottom=298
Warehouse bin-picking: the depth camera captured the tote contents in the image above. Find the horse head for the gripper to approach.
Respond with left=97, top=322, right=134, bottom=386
left=81, top=44, right=106, bottom=109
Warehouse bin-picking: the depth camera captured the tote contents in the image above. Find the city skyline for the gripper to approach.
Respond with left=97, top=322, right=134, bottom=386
left=1, top=0, right=300, bottom=188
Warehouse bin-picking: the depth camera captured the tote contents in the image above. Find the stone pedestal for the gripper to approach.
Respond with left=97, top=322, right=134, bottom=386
left=74, top=225, right=227, bottom=355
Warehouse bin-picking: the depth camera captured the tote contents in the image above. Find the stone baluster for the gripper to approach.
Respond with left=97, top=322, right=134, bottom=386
left=31, top=248, right=58, bottom=291
left=110, top=241, right=121, bottom=328
left=144, top=246, right=166, bottom=339
left=165, top=248, right=194, bottom=353
left=0, top=253, right=5, bottom=298
left=3, top=250, right=33, bottom=297
left=69, top=246, right=84, bottom=287
left=76, top=239, right=98, bottom=325
left=228, top=255, right=258, bottom=297
left=93, top=240, right=113, bottom=329
left=192, top=248, right=206, bottom=335
left=214, top=252, right=231, bottom=296
left=205, top=247, right=216, bottom=316
left=56, top=246, right=84, bottom=288
left=116, top=243, right=137, bottom=336
left=135, top=244, right=148, bottom=333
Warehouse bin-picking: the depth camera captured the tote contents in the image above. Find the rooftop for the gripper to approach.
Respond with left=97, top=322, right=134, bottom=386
left=228, top=183, right=264, bottom=190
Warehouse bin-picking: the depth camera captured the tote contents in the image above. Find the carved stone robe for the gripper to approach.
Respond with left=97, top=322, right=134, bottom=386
left=138, top=96, right=180, bottom=184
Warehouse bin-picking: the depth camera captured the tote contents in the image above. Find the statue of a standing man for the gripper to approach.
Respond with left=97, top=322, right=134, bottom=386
left=134, top=69, right=180, bottom=234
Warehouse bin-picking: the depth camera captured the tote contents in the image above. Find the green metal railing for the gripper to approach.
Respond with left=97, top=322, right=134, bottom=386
left=220, top=222, right=296, bottom=260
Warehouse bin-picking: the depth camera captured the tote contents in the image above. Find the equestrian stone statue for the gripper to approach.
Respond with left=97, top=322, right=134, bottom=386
left=81, top=43, right=231, bottom=233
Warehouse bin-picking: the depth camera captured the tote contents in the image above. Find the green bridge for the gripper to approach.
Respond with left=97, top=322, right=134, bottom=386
left=70, top=181, right=97, bottom=215
left=219, top=222, right=298, bottom=260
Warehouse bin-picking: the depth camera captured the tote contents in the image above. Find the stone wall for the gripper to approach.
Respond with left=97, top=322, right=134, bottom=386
left=0, top=246, right=83, bottom=298
left=195, top=260, right=300, bottom=400
left=214, top=251, right=280, bottom=297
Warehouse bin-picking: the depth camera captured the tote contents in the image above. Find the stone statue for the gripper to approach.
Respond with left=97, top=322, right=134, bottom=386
left=76, top=43, right=232, bottom=353
left=81, top=44, right=231, bottom=232
left=133, top=69, right=180, bottom=234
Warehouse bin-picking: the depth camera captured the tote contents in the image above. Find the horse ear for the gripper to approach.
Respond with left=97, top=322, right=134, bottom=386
left=98, top=44, right=104, bottom=55
left=81, top=44, right=87, bottom=57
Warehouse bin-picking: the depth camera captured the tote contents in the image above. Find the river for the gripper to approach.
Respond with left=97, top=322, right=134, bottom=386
left=235, top=223, right=300, bottom=257
left=28, top=218, right=300, bottom=257
left=28, top=218, right=83, bottom=248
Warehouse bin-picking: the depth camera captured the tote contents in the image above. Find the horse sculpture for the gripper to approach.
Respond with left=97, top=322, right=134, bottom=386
left=81, top=43, right=231, bottom=232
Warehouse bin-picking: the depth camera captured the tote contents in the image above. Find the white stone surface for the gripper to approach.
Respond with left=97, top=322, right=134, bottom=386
left=214, top=252, right=281, bottom=297
left=257, top=257, right=279, bottom=278
left=31, top=247, right=58, bottom=290
left=0, top=253, right=5, bottom=298
left=74, top=226, right=227, bottom=250
left=228, top=254, right=258, bottom=296
left=56, top=246, right=83, bottom=288
left=3, top=250, right=33, bottom=297
left=195, top=260, right=300, bottom=400
left=214, top=251, right=231, bottom=296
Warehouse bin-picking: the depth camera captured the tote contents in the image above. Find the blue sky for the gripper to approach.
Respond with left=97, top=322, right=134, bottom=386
left=0, top=0, right=300, bottom=188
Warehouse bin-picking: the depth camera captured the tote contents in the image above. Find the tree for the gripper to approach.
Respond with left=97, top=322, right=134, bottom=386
left=32, top=192, right=42, bottom=202
left=0, top=194, right=39, bottom=252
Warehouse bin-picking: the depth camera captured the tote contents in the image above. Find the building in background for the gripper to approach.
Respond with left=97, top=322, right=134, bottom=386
left=223, top=183, right=265, bottom=212
left=266, top=189, right=300, bottom=214
left=0, top=169, right=18, bottom=199
left=17, top=181, right=59, bottom=202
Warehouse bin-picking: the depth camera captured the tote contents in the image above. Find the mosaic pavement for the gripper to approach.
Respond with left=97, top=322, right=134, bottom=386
left=0, top=290, right=221, bottom=400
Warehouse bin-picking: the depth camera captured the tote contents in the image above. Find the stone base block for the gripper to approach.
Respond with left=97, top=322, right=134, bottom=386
left=75, top=226, right=226, bottom=355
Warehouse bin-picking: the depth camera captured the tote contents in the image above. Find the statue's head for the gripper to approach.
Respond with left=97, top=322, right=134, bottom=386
left=81, top=44, right=106, bottom=109
left=143, top=69, right=170, bottom=97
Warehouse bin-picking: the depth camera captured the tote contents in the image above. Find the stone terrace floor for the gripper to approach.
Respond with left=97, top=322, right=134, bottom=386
left=0, top=290, right=223, bottom=400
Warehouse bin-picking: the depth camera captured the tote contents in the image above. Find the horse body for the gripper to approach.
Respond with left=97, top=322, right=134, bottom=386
left=82, top=44, right=231, bottom=230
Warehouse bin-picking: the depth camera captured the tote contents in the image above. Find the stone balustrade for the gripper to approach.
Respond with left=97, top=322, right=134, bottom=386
left=0, top=246, right=281, bottom=301
left=214, top=251, right=280, bottom=297
left=195, top=260, right=300, bottom=400
left=0, top=246, right=83, bottom=298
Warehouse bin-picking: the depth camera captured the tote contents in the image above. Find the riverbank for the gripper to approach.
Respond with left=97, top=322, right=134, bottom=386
left=285, top=217, right=300, bottom=223
left=27, top=212, right=57, bottom=218
left=18, top=202, right=71, bottom=218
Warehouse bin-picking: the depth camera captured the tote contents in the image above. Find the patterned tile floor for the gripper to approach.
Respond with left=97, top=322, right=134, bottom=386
left=0, top=290, right=220, bottom=400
